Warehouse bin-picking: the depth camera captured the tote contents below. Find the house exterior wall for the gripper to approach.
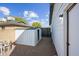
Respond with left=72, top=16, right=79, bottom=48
left=66, top=4, right=79, bottom=56
left=0, top=27, right=24, bottom=43
left=0, top=27, right=15, bottom=43
left=51, top=3, right=69, bottom=56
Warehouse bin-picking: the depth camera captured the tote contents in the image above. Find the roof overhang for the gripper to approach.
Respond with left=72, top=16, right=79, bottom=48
left=0, top=21, right=33, bottom=29
left=49, top=3, right=54, bottom=25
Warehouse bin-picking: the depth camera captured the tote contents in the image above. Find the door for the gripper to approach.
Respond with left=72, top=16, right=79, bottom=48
left=67, top=4, right=79, bottom=56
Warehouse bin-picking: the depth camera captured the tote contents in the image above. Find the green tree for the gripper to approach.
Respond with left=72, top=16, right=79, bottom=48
left=15, top=17, right=27, bottom=24
left=32, top=22, right=41, bottom=28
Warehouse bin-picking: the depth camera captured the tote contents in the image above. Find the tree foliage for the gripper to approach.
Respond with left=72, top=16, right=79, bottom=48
left=15, top=17, right=27, bottom=24
left=32, top=22, right=41, bottom=28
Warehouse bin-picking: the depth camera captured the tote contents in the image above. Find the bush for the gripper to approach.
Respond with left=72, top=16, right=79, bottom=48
left=32, top=22, right=41, bottom=28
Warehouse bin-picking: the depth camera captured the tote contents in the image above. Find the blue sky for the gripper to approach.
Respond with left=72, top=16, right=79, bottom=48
left=0, top=3, right=50, bottom=27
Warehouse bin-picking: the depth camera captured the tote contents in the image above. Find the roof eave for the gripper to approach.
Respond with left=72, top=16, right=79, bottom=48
left=49, top=3, right=54, bottom=25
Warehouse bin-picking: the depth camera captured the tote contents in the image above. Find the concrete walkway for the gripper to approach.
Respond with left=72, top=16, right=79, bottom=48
left=10, top=37, right=57, bottom=56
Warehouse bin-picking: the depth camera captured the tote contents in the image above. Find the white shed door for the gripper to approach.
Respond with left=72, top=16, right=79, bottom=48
left=69, top=4, right=79, bottom=56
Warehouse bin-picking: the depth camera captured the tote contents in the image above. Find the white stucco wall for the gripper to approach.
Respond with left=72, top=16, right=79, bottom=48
left=68, top=4, right=79, bottom=56
left=15, top=30, right=25, bottom=40
left=15, top=28, right=41, bottom=46
left=51, top=3, right=68, bottom=56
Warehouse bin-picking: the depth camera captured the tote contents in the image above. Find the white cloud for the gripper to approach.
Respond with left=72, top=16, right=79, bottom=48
left=7, top=16, right=15, bottom=21
left=46, top=12, right=49, bottom=18
left=24, top=11, right=39, bottom=18
left=41, top=21, right=49, bottom=27
left=24, top=11, right=29, bottom=17
left=28, top=18, right=49, bottom=27
left=46, top=19, right=49, bottom=22
left=0, top=18, right=6, bottom=21
left=40, top=19, right=49, bottom=22
left=0, top=7, right=10, bottom=16
left=40, top=19, right=49, bottom=27
left=46, top=14, right=49, bottom=17
left=29, top=11, right=39, bottom=18
left=24, top=11, right=49, bottom=27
